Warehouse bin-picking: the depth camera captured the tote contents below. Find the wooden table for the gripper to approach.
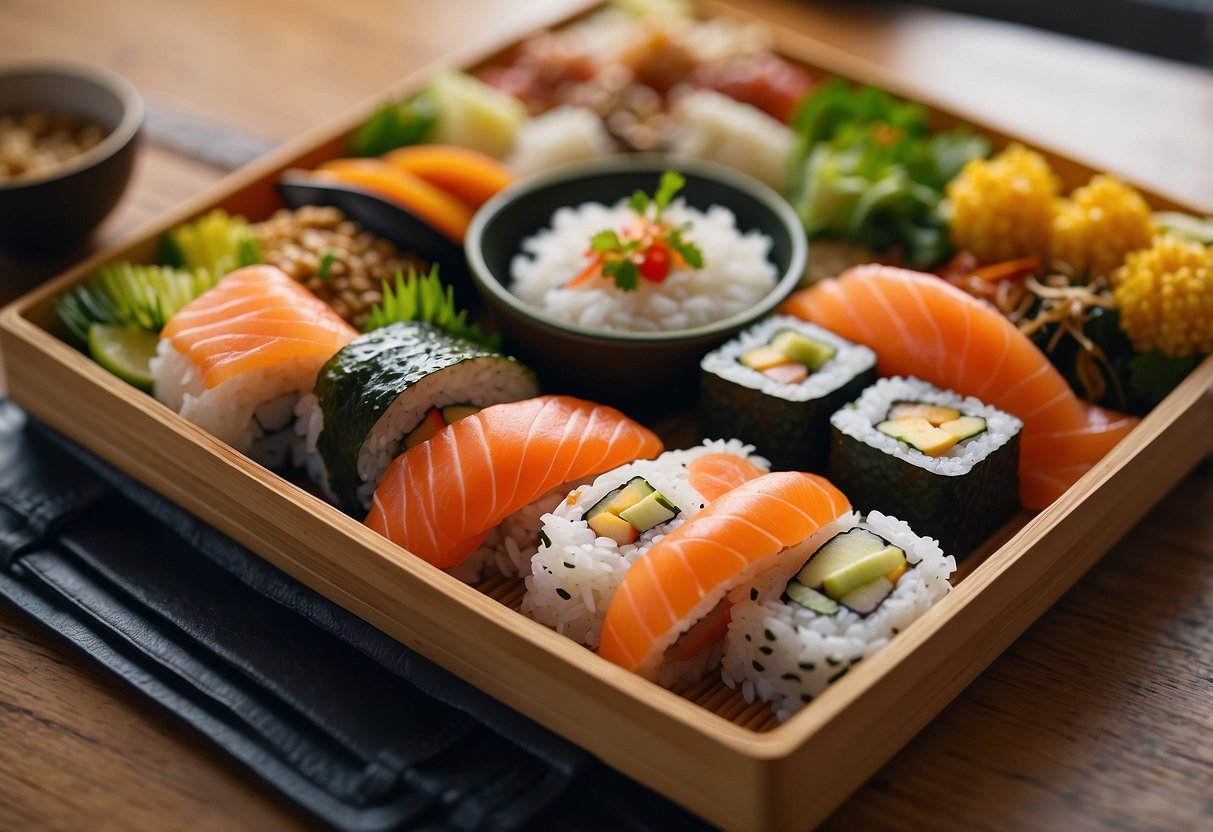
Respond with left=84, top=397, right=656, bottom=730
left=1, top=0, right=1210, bottom=829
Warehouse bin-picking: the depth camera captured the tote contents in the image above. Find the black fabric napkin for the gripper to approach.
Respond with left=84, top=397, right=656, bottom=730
left=0, top=398, right=707, bottom=831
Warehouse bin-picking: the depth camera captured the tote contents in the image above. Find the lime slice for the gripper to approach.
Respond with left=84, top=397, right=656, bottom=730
left=88, top=323, right=158, bottom=391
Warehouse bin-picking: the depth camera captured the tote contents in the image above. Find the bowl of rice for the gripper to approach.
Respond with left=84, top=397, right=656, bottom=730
left=466, top=155, right=806, bottom=410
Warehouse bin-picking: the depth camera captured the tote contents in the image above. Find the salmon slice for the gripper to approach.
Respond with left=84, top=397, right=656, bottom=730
left=687, top=452, right=767, bottom=501
left=366, top=396, right=663, bottom=569
left=598, top=472, right=850, bottom=680
left=161, top=265, right=357, bottom=389
left=782, top=265, right=1139, bottom=509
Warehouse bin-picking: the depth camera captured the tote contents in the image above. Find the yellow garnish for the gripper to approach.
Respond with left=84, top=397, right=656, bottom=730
left=1112, top=234, right=1213, bottom=359
left=946, top=143, right=1059, bottom=262
left=1050, top=175, right=1153, bottom=280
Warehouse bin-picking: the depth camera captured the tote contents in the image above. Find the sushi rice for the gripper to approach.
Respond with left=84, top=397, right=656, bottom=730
left=721, top=511, right=956, bottom=722
left=522, top=439, right=769, bottom=649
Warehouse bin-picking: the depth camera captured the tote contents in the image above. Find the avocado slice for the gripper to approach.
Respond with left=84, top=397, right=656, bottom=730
left=618, top=491, right=679, bottom=533
left=587, top=510, right=638, bottom=546
left=785, top=582, right=840, bottom=615
left=822, top=545, right=907, bottom=599
left=876, top=417, right=958, bottom=456
left=837, top=576, right=895, bottom=615
left=887, top=401, right=961, bottom=425
left=770, top=330, right=835, bottom=370
left=404, top=407, right=446, bottom=449
left=940, top=415, right=987, bottom=441
left=795, top=527, right=886, bottom=590
left=441, top=404, right=481, bottom=424
left=739, top=345, right=791, bottom=371
left=584, top=477, right=654, bottom=523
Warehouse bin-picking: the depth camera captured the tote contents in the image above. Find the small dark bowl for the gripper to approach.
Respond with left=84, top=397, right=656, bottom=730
left=0, top=62, right=143, bottom=254
left=465, top=155, right=807, bottom=413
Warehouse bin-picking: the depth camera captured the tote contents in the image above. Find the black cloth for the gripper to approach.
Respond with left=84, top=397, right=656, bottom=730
left=0, top=398, right=708, bottom=831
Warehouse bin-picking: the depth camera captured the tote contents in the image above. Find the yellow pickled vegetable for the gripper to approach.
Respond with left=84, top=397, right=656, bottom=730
left=946, top=143, right=1059, bottom=262
left=1112, top=234, right=1213, bottom=359
left=1050, top=175, right=1153, bottom=279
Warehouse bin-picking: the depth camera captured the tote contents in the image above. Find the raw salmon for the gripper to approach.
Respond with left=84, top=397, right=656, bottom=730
left=687, top=452, right=767, bottom=501
left=366, top=396, right=663, bottom=569
left=161, top=265, right=357, bottom=389
left=782, top=265, right=1139, bottom=509
left=598, top=472, right=850, bottom=680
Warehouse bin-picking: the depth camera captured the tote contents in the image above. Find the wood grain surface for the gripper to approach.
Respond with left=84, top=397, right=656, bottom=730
left=1, top=0, right=1211, bottom=830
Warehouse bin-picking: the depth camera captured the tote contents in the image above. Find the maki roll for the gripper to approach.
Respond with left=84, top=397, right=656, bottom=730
left=521, top=440, right=769, bottom=649
left=829, top=376, right=1022, bottom=557
left=365, top=395, right=663, bottom=580
left=297, top=321, right=538, bottom=513
left=722, top=511, right=956, bottom=721
left=597, top=472, right=851, bottom=690
left=700, top=315, right=877, bottom=471
left=151, top=265, right=357, bottom=468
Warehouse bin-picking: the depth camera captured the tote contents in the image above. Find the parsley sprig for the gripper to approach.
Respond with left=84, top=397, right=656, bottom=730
left=579, top=170, right=705, bottom=292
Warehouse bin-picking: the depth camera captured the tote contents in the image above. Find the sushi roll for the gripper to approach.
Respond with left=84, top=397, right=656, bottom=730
left=700, top=315, right=877, bottom=471
left=598, top=472, right=851, bottom=690
left=151, top=265, right=357, bottom=468
left=521, top=440, right=769, bottom=649
left=296, top=321, right=539, bottom=513
left=722, top=511, right=956, bottom=721
left=828, top=376, right=1022, bottom=557
left=365, top=395, right=662, bottom=579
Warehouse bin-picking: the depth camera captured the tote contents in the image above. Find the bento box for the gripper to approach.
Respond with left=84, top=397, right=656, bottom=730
left=2, top=1, right=1210, bottom=829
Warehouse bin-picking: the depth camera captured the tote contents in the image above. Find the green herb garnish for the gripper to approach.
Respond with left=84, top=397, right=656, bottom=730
left=575, top=170, right=705, bottom=292
left=317, top=250, right=336, bottom=282
left=346, top=90, right=438, bottom=157
left=363, top=265, right=498, bottom=348
left=54, top=263, right=219, bottom=344
left=156, top=210, right=261, bottom=277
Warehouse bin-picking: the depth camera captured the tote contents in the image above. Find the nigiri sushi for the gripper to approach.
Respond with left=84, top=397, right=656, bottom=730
left=365, top=395, right=663, bottom=574
left=151, top=264, right=358, bottom=467
left=782, top=264, right=1139, bottom=509
left=522, top=440, right=769, bottom=650
left=598, top=471, right=852, bottom=688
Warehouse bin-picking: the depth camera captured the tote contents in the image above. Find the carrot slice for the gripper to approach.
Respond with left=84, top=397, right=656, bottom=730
left=566, top=257, right=604, bottom=289
left=313, top=157, right=473, bottom=241
left=383, top=144, right=515, bottom=208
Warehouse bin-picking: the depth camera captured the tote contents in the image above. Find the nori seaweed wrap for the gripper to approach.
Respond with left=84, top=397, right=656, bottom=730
left=298, top=321, right=538, bottom=513
left=828, top=376, right=1021, bottom=558
left=700, top=315, right=877, bottom=471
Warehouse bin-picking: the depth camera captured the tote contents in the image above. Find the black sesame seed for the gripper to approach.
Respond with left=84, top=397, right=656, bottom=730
left=752, top=660, right=765, bottom=672
left=781, top=673, right=800, bottom=682
left=764, top=629, right=776, bottom=641
left=799, top=662, right=815, bottom=671
left=744, top=634, right=752, bottom=642
left=828, top=666, right=850, bottom=684
left=759, top=646, right=773, bottom=656
left=800, top=693, right=813, bottom=703
left=538, top=530, right=551, bottom=548
left=750, top=588, right=758, bottom=601
left=555, top=588, right=571, bottom=601
left=563, top=562, right=575, bottom=569
left=827, top=656, right=842, bottom=666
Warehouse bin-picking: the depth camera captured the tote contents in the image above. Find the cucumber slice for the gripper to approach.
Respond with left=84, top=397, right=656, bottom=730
left=585, top=476, right=655, bottom=522
left=88, top=323, right=158, bottom=391
left=618, top=490, right=679, bottom=533
left=429, top=71, right=526, bottom=159
left=770, top=330, right=835, bottom=370
left=837, top=576, right=895, bottom=615
left=940, top=415, right=987, bottom=441
left=785, top=582, right=839, bottom=615
left=795, top=527, right=885, bottom=589
left=822, top=545, right=907, bottom=599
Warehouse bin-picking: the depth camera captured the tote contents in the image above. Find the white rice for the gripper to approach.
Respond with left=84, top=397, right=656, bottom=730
left=700, top=315, right=877, bottom=402
left=666, top=88, right=794, bottom=192
left=295, top=358, right=539, bottom=511
left=721, top=511, right=956, bottom=721
left=506, top=106, right=618, bottom=177
left=509, top=198, right=776, bottom=333
left=150, top=341, right=322, bottom=469
left=521, top=439, right=768, bottom=651
left=830, top=376, right=1023, bottom=476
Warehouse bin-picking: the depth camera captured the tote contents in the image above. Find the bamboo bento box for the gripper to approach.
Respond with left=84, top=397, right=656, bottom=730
left=2, top=1, right=1211, bottom=829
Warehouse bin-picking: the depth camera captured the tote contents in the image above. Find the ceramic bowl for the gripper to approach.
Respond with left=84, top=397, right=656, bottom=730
left=0, top=61, right=143, bottom=253
left=465, top=155, right=807, bottom=412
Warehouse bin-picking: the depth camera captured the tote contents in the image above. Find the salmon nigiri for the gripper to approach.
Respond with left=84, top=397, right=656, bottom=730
left=782, top=265, right=1139, bottom=509
left=366, top=395, right=663, bottom=570
left=152, top=265, right=357, bottom=465
left=598, top=472, right=851, bottom=684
